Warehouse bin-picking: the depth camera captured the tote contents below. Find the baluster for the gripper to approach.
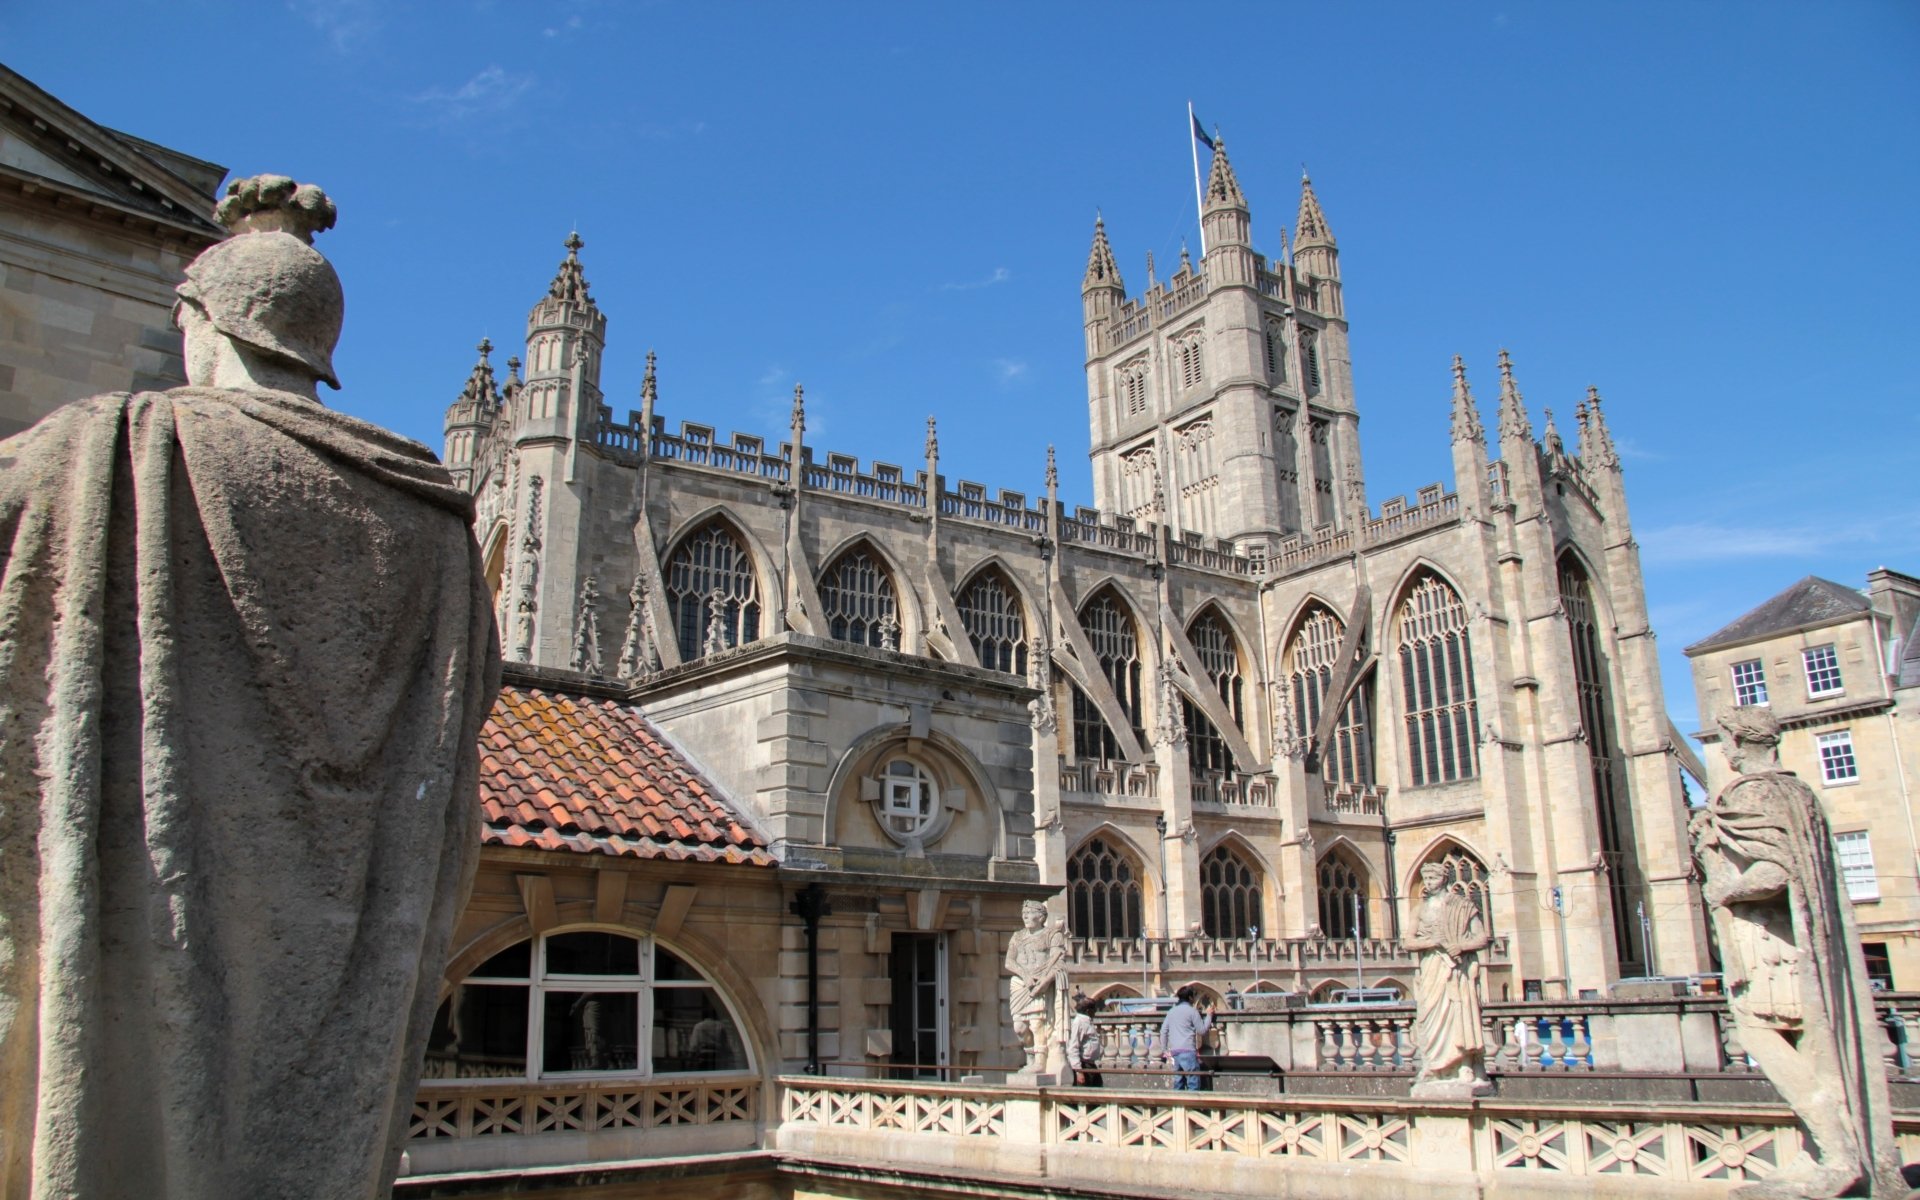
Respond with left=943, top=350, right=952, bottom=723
left=1545, top=1017, right=1570, bottom=1070
left=1318, top=1018, right=1341, bottom=1069
left=1567, top=1015, right=1592, bottom=1068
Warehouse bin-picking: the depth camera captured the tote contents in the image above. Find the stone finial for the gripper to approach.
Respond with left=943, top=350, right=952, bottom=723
left=641, top=349, right=658, bottom=402
left=617, top=571, right=656, bottom=680
left=790, top=383, right=806, bottom=436
left=506, top=355, right=522, bottom=383
left=213, top=173, right=337, bottom=243
left=1295, top=170, right=1335, bottom=247
left=1044, top=444, right=1058, bottom=493
left=571, top=574, right=602, bottom=674
left=1277, top=223, right=1291, bottom=264
left=1082, top=212, right=1123, bottom=292
left=1179, top=241, right=1192, bottom=275
left=924, top=415, right=938, bottom=463
left=1203, top=132, right=1245, bottom=209
left=1542, top=407, right=1564, bottom=458
left=1495, top=349, right=1534, bottom=444
left=454, top=337, right=501, bottom=412
left=1449, top=354, right=1484, bottom=445
left=1145, top=250, right=1156, bottom=290
left=547, top=232, right=592, bottom=304
left=702, top=588, right=729, bottom=657
left=1584, top=385, right=1621, bottom=472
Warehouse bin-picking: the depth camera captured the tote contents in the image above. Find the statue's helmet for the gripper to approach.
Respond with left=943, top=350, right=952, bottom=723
left=176, top=174, right=344, bottom=389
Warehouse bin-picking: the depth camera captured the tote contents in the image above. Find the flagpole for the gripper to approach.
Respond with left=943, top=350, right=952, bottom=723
left=1188, top=100, right=1206, bottom=256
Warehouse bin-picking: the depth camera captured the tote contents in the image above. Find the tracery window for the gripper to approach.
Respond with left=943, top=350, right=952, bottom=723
left=1185, top=609, right=1245, bottom=775
left=1317, top=850, right=1369, bottom=939
left=955, top=569, right=1027, bottom=675
left=1177, top=333, right=1205, bottom=390
left=1309, top=417, right=1334, bottom=526
left=665, top=519, right=761, bottom=661
left=1119, top=361, right=1148, bottom=416
left=1300, top=327, right=1322, bottom=396
left=1423, top=845, right=1493, bottom=931
left=1067, top=836, right=1144, bottom=940
left=820, top=545, right=898, bottom=647
left=1263, top=320, right=1287, bottom=382
left=1396, top=573, right=1479, bottom=786
left=1071, top=589, right=1145, bottom=761
left=423, top=932, right=750, bottom=1081
left=1201, top=844, right=1262, bottom=939
left=1283, top=605, right=1374, bottom=785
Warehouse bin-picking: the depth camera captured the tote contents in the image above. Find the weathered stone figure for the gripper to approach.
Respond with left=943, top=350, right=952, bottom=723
left=1005, top=900, right=1068, bottom=1078
left=0, top=175, right=500, bottom=1198
left=1692, top=707, right=1905, bottom=1198
left=1405, top=861, right=1492, bottom=1098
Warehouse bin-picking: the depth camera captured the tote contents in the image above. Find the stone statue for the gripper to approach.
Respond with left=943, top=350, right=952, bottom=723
left=0, top=175, right=500, bottom=1198
left=1405, top=861, right=1492, bottom=1098
left=1691, top=707, right=1905, bottom=1198
left=1005, top=900, right=1068, bottom=1079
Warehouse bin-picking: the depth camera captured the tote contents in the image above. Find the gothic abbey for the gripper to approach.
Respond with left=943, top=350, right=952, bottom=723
left=441, top=137, right=1708, bottom=1061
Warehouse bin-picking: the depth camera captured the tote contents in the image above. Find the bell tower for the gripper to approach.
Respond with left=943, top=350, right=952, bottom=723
left=516, top=232, right=608, bottom=445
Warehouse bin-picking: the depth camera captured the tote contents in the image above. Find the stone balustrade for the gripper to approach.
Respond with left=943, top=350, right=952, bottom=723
left=1057, top=758, right=1159, bottom=799
left=1191, top=770, right=1279, bottom=808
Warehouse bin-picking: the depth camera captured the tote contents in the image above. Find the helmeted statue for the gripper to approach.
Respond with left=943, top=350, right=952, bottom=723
left=1005, top=899, right=1068, bottom=1078
left=1405, top=860, right=1492, bottom=1098
left=0, top=175, right=500, bottom=1198
left=1692, top=706, right=1905, bottom=1198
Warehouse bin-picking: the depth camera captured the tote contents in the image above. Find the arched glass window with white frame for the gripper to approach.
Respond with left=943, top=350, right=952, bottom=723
left=423, top=930, right=751, bottom=1081
left=1395, top=573, right=1480, bottom=786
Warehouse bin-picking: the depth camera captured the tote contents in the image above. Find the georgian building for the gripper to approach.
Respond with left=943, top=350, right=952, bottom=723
left=438, top=137, right=1708, bottom=1095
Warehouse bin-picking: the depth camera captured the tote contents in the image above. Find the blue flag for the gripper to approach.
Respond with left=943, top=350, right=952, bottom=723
left=1191, top=113, right=1215, bottom=151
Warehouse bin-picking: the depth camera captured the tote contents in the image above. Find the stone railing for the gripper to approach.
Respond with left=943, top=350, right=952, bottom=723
left=1191, top=770, right=1278, bottom=808
left=1058, top=759, right=1158, bottom=799
left=641, top=420, right=791, bottom=481
left=938, top=481, right=1048, bottom=533
left=1067, top=933, right=1493, bottom=983
left=1058, top=509, right=1157, bottom=558
left=1364, top=490, right=1459, bottom=545
left=803, top=452, right=925, bottom=506
left=1267, top=490, right=1465, bottom=580
left=777, top=1075, right=1819, bottom=1193
left=1168, top=535, right=1261, bottom=576
left=1319, top=781, right=1387, bottom=817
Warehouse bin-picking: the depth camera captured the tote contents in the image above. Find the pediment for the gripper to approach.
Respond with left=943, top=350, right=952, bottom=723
left=0, top=64, right=223, bottom=235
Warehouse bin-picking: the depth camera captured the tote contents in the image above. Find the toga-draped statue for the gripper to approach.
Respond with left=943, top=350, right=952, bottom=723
left=0, top=175, right=500, bottom=1198
left=1005, top=899, right=1068, bottom=1078
left=1692, top=706, right=1904, bottom=1198
left=1405, top=861, right=1492, bottom=1098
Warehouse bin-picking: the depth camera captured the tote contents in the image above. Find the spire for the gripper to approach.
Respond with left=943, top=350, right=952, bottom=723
left=548, top=231, right=591, bottom=304
left=1449, top=354, right=1484, bottom=445
left=790, top=383, right=806, bottom=445
left=1203, top=134, right=1245, bottom=209
left=1584, top=385, right=1621, bottom=471
left=1278, top=223, right=1291, bottom=266
left=1542, top=407, right=1565, bottom=458
left=925, top=415, right=938, bottom=463
left=1496, top=349, right=1534, bottom=444
left=1295, top=171, right=1335, bottom=248
left=1082, top=213, right=1124, bottom=293
left=1179, top=240, right=1192, bottom=275
left=1045, top=444, right=1058, bottom=493
left=1145, top=250, right=1157, bottom=290
left=456, top=337, right=501, bottom=409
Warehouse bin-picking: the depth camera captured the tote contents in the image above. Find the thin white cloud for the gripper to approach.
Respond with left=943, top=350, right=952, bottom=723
left=757, top=365, right=788, bottom=387
left=940, top=267, right=1011, bottom=292
left=410, top=66, right=536, bottom=122
left=993, top=358, right=1028, bottom=384
left=543, top=13, right=585, bottom=37
left=289, top=0, right=382, bottom=53
left=1638, top=519, right=1884, bottom=565
left=1612, top=436, right=1664, bottom=463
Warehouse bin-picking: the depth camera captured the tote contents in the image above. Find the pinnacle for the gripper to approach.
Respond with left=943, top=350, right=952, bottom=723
left=1082, top=212, right=1123, bottom=292
left=925, top=415, right=938, bottom=461
left=1495, top=349, right=1534, bottom=444
left=476, top=337, right=493, bottom=360
left=547, top=231, right=593, bottom=304
left=454, top=332, right=501, bottom=410
left=790, top=383, right=806, bottom=435
left=1449, top=354, right=1484, bottom=445
left=1203, top=134, right=1245, bottom=210
left=1295, top=171, right=1334, bottom=247
left=641, top=349, right=657, bottom=402
left=1584, top=384, right=1621, bottom=471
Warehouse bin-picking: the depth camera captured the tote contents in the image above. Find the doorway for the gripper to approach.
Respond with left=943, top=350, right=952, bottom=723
left=888, top=933, right=947, bottom=1079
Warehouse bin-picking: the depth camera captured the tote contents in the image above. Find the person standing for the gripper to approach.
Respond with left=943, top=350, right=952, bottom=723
left=1066, top=995, right=1105, bottom=1087
left=1159, top=986, right=1213, bottom=1091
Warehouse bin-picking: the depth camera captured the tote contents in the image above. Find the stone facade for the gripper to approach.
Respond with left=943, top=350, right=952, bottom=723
left=0, top=65, right=226, bottom=438
left=441, top=139, right=1709, bottom=1060
left=1686, top=569, right=1920, bottom=990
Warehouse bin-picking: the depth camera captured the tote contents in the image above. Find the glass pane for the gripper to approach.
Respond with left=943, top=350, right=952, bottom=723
left=655, top=945, right=703, bottom=983
left=545, top=931, right=641, bottom=977
left=542, top=990, right=640, bottom=1073
left=421, top=984, right=528, bottom=1079
left=471, top=941, right=532, bottom=980
left=652, top=987, right=748, bottom=1072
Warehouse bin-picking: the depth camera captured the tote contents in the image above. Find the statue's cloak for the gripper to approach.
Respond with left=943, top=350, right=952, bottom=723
left=0, top=389, right=500, bottom=1198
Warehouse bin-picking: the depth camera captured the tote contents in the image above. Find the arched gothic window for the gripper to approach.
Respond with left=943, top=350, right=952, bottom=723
left=1317, top=850, right=1369, bottom=939
left=1177, top=333, right=1205, bottom=390
left=820, top=546, right=898, bottom=648
left=1559, top=554, right=1639, bottom=968
left=955, top=569, right=1027, bottom=675
left=1071, top=589, right=1145, bottom=761
left=665, top=520, right=761, bottom=661
left=1396, top=574, right=1480, bottom=786
left=423, top=931, right=751, bottom=1081
left=1184, top=609, right=1245, bottom=775
left=1283, top=605, right=1374, bottom=785
left=1201, top=844, right=1262, bottom=939
left=1263, top=320, right=1288, bottom=383
left=1422, top=844, right=1493, bottom=933
left=1119, top=361, right=1148, bottom=416
left=1300, top=327, right=1322, bottom=396
left=1067, top=836, right=1144, bottom=940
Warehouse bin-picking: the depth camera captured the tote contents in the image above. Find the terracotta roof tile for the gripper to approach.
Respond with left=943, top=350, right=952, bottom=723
left=476, top=685, right=777, bottom=867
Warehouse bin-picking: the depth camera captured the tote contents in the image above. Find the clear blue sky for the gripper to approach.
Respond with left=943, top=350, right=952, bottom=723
left=9, top=2, right=1918, bottom=740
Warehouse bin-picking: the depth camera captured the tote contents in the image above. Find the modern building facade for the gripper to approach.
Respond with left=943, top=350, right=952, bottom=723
left=1685, top=569, right=1920, bottom=990
left=437, top=137, right=1710, bottom=1103
left=0, top=63, right=226, bottom=438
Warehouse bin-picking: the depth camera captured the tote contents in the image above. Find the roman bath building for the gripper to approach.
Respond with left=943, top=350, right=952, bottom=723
left=439, top=136, right=1710, bottom=1058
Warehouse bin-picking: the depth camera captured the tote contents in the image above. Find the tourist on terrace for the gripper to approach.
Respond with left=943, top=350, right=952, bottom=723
left=1160, top=986, right=1213, bottom=1091
left=1068, top=995, right=1105, bottom=1088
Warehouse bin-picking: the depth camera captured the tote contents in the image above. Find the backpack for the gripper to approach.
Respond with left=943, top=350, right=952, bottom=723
left=1077, top=1024, right=1103, bottom=1067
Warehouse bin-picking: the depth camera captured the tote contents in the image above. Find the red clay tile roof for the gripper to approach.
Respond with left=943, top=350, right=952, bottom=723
left=478, top=685, right=776, bottom=866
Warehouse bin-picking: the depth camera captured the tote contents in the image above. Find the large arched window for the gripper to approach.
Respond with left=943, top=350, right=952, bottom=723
left=955, top=568, right=1027, bottom=675
left=1395, top=574, right=1479, bottom=786
left=1283, top=605, right=1374, bottom=785
left=423, top=931, right=751, bottom=1081
left=1185, top=609, right=1245, bottom=775
left=1559, top=554, right=1639, bottom=969
left=1201, top=843, right=1262, bottom=939
left=1071, top=589, right=1145, bottom=761
left=665, top=520, right=761, bottom=661
left=1317, top=849, right=1370, bottom=939
left=820, top=545, right=898, bottom=648
left=1421, top=844, right=1493, bottom=933
left=1067, top=836, right=1144, bottom=940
